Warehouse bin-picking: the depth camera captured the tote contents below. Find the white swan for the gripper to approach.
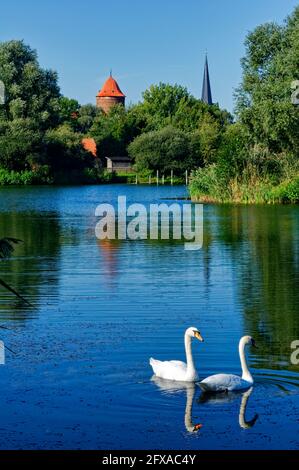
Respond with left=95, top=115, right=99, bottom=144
left=149, top=327, right=204, bottom=382
left=199, top=335, right=257, bottom=392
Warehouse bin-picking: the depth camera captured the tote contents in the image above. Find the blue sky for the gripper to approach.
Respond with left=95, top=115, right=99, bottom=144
left=0, top=0, right=298, bottom=112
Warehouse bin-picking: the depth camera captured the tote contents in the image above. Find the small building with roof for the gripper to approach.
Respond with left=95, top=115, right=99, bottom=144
left=105, top=156, right=132, bottom=173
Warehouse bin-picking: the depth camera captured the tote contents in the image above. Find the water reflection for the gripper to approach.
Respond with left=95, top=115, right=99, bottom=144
left=152, top=377, right=202, bottom=433
left=97, top=239, right=120, bottom=280
left=198, top=387, right=258, bottom=429
left=210, top=205, right=299, bottom=373
left=0, top=186, right=298, bottom=449
left=0, top=211, right=62, bottom=320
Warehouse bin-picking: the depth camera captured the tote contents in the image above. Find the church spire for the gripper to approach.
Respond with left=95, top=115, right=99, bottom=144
left=201, top=54, right=212, bottom=105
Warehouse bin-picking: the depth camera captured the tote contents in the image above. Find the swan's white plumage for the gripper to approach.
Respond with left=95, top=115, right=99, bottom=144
left=149, top=327, right=203, bottom=382
left=200, top=373, right=253, bottom=392
left=199, top=335, right=255, bottom=392
left=150, top=358, right=197, bottom=382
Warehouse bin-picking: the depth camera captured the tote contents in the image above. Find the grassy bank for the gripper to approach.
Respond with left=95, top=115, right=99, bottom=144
left=189, top=166, right=299, bottom=204
left=0, top=168, right=185, bottom=186
left=0, top=167, right=115, bottom=186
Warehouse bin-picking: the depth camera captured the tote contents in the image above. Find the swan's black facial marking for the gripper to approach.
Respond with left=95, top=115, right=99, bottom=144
left=193, top=330, right=204, bottom=342
left=251, top=338, right=257, bottom=348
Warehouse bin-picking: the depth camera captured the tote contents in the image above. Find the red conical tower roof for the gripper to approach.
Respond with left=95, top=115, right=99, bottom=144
left=97, top=75, right=125, bottom=98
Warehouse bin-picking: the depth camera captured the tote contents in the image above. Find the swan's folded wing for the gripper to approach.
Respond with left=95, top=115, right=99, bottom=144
left=200, top=373, right=242, bottom=392
left=149, top=358, right=187, bottom=381
left=168, top=360, right=186, bottom=368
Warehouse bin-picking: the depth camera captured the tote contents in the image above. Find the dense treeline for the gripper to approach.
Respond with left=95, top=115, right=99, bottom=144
left=1, top=4, right=299, bottom=202
left=0, top=40, right=231, bottom=185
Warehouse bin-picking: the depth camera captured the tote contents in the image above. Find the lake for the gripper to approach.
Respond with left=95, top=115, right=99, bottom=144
left=0, top=184, right=298, bottom=450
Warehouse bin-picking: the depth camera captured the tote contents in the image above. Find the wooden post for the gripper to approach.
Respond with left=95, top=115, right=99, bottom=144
left=136, top=174, right=138, bottom=185
left=171, top=170, right=173, bottom=186
left=185, top=170, right=188, bottom=186
left=149, top=175, right=151, bottom=185
left=156, top=170, right=159, bottom=186
left=162, top=174, right=164, bottom=185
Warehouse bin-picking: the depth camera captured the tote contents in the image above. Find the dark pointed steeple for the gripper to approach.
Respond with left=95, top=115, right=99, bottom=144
left=201, top=55, right=212, bottom=105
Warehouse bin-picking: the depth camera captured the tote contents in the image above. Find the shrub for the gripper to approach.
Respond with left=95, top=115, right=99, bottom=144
left=270, top=177, right=299, bottom=203
left=0, top=166, right=52, bottom=185
left=128, top=125, right=201, bottom=174
left=189, top=164, right=229, bottom=201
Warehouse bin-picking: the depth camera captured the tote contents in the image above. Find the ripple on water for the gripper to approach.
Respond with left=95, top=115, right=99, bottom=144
left=0, top=185, right=299, bottom=449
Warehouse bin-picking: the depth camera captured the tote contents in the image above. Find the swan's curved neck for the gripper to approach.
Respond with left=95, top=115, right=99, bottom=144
left=184, top=333, right=196, bottom=375
left=184, top=385, right=195, bottom=432
left=239, top=339, right=253, bottom=383
left=239, top=388, right=253, bottom=429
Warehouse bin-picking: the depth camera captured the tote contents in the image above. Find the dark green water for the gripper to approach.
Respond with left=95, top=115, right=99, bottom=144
left=0, top=185, right=298, bottom=449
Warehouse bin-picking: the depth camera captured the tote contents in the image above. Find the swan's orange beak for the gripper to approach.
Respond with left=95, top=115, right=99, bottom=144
left=194, top=331, right=204, bottom=342
left=193, top=423, right=203, bottom=431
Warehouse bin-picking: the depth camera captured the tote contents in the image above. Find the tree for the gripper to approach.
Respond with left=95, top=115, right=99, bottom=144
left=90, top=104, right=145, bottom=160
left=133, top=82, right=232, bottom=133
left=138, top=83, right=191, bottom=130
left=0, top=40, right=60, bottom=127
left=45, top=124, right=93, bottom=172
left=0, top=40, right=61, bottom=172
left=128, top=126, right=200, bottom=174
left=235, top=7, right=299, bottom=155
left=197, top=114, right=221, bottom=165
left=76, top=104, right=99, bottom=134
left=0, top=118, right=43, bottom=170
left=57, top=97, right=80, bottom=125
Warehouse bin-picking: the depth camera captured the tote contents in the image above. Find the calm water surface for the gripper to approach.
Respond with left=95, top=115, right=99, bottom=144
left=0, top=185, right=298, bottom=449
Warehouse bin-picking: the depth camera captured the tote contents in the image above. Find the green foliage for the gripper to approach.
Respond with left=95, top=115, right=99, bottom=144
left=137, top=82, right=190, bottom=130
left=126, top=83, right=231, bottom=174
left=197, top=114, right=221, bottom=164
left=128, top=126, right=201, bottom=174
left=270, top=177, right=299, bottom=203
left=0, top=40, right=232, bottom=185
left=0, top=166, right=52, bottom=185
left=82, top=168, right=114, bottom=184
left=0, top=40, right=60, bottom=173
left=190, top=6, right=299, bottom=204
left=44, top=124, right=93, bottom=171
left=0, top=40, right=60, bottom=127
left=9, top=21, right=299, bottom=197
left=90, top=104, right=145, bottom=160
left=215, top=123, right=249, bottom=180
left=57, top=97, right=80, bottom=124
left=76, top=104, right=99, bottom=133
left=189, top=164, right=223, bottom=200
left=235, top=7, right=299, bottom=155
left=0, top=117, right=47, bottom=171
left=133, top=82, right=232, bottom=133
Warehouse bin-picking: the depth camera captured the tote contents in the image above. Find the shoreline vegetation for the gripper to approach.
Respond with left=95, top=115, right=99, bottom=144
left=0, top=168, right=186, bottom=186
left=0, top=6, right=299, bottom=204
left=190, top=174, right=299, bottom=204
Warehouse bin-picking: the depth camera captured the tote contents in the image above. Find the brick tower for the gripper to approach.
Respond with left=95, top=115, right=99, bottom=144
left=96, top=72, right=125, bottom=113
